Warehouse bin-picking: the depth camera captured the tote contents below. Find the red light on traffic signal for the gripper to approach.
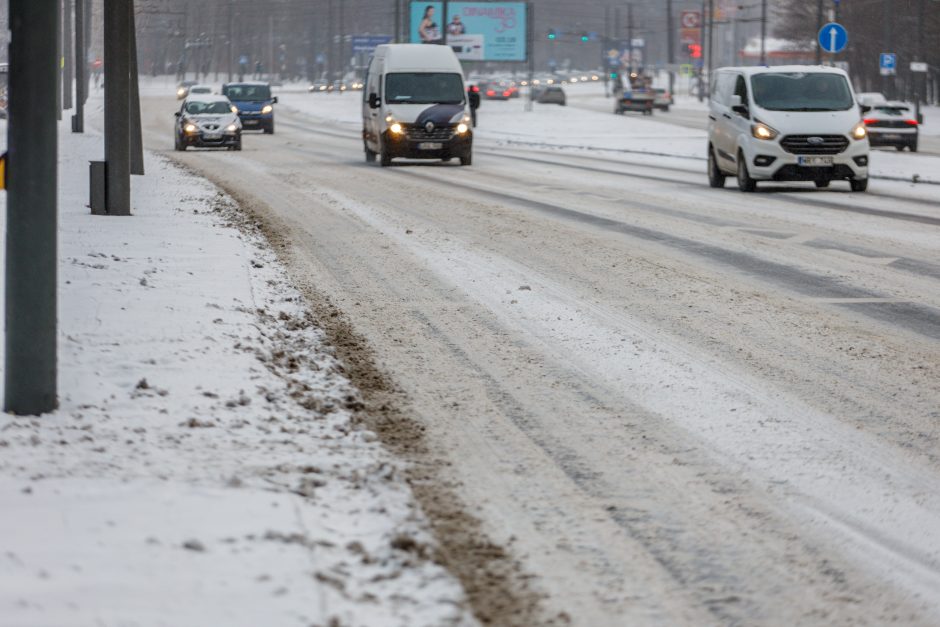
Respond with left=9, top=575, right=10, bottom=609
left=689, top=44, right=702, bottom=59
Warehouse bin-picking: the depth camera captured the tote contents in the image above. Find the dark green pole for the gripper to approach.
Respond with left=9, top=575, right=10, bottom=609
left=5, top=0, right=59, bottom=414
left=104, top=0, right=131, bottom=215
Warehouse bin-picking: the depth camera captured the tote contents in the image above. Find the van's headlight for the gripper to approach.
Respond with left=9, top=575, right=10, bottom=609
left=456, top=122, right=469, bottom=134
left=851, top=122, right=868, bottom=140
left=751, top=122, right=778, bottom=140
left=177, top=88, right=186, bottom=97
left=184, top=123, right=198, bottom=133
left=388, top=122, right=403, bottom=135
left=226, top=124, right=238, bottom=133
left=261, top=104, right=273, bottom=114
left=230, top=105, right=238, bottom=113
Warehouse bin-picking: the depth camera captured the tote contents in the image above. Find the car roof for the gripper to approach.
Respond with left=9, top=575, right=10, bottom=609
left=717, top=65, right=848, bottom=76
left=183, top=94, right=232, bottom=104
left=222, top=81, right=270, bottom=87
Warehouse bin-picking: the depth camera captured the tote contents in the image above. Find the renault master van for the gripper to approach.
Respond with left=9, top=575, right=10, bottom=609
left=363, top=44, right=473, bottom=166
left=707, top=66, right=869, bottom=192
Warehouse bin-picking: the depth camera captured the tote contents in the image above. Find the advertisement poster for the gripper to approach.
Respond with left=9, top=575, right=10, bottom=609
left=410, top=2, right=527, bottom=62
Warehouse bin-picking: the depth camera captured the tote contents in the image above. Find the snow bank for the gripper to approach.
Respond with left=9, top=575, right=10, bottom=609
left=0, top=122, right=473, bottom=627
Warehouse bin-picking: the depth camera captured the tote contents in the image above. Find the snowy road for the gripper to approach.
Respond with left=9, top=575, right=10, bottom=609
left=142, top=91, right=940, bottom=625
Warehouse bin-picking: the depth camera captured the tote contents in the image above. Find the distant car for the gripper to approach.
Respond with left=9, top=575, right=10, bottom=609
left=652, top=87, right=673, bottom=112
left=484, top=81, right=516, bottom=100
left=174, top=94, right=242, bottom=151
left=176, top=80, right=198, bottom=100
left=535, top=85, right=566, bottom=106
left=856, top=92, right=888, bottom=107
left=329, top=80, right=348, bottom=93
left=309, top=80, right=329, bottom=93
left=222, top=81, right=277, bottom=134
left=188, top=84, right=213, bottom=96
left=864, top=101, right=919, bottom=152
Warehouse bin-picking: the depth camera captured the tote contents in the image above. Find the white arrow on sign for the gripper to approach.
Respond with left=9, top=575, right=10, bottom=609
left=829, top=27, right=838, bottom=53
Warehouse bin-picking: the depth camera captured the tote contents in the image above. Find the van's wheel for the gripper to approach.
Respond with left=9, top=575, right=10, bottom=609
left=264, top=121, right=274, bottom=134
left=365, top=146, right=376, bottom=163
left=910, top=140, right=919, bottom=153
left=460, top=152, right=472, bottom=166
left=850, top=178, right=869, bottom=192
left=814, top=179, right=830, bottom=188
left=707, top=147, right=726, bottom=188
left=736, top=151, right=756, bottom=192
left=380, top=146, right=392, bottom=167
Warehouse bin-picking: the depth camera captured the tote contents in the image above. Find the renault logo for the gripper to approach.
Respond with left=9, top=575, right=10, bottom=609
left=807, top=136, right=825, bottom=145
left=425, top=121, right=435, bottom=133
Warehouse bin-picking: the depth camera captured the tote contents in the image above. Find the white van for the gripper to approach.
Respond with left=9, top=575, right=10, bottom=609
left=707, top=66, right=869, bottom=192
left=363, top=44, right=473, bottom=167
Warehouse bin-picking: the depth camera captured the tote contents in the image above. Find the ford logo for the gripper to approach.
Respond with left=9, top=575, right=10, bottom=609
left=425, top=121, right=435, bottom=133
left=807, top=136, right=825, bottom=145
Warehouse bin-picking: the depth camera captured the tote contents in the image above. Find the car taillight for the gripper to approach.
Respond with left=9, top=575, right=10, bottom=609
left=863, top=118, right=878, bottom=125
left=904, top=119, right=919, bottom=126
left=486, top=90, right=495, bottom=96
left=503, top=90, right=511, bottom=97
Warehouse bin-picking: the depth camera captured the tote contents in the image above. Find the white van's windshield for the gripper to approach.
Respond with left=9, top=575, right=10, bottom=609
left=751, top=72, right=854, bottom=112
left=385, top=73, right=464, bottom=105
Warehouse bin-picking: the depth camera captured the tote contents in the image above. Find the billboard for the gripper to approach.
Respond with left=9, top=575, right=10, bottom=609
left=409, top=2, right=527, bottom=62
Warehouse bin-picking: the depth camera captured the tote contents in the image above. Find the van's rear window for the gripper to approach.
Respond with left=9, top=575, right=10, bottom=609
left=751, top=73, right=854, bottom=112
left=385, top=73, right=464, bottom=105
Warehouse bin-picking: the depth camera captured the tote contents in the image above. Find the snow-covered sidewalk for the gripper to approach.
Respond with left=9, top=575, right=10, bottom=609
left=0, top=123, right=472, bottom=626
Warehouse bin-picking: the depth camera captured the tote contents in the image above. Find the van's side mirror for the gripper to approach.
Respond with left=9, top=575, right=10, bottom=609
left=860, top=104, right=872, bottom=114
left=174, top=111, right=181, bottom=117
left=271, top=96, right=278, bottom=104
left=368, top=93, right=380, bottom=109
left=730, top=94, right=749, bottom=117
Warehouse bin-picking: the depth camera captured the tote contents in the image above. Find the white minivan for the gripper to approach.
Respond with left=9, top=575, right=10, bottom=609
left=707, top=66, right=869, bottom=192
left=363, top=44, right=473, bottom=167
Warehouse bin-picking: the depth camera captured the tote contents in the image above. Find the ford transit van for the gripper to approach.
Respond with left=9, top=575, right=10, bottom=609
left=707, top=66, right=869, bottom=192
left=363, top=44, right=473, bottom=167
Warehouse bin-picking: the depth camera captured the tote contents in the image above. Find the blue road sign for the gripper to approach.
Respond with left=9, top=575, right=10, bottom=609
left=879, top=52, right=897, bottom=75
left=351, top=35, right=393, bottom=55
left=818, top=22, right=848, bottom=54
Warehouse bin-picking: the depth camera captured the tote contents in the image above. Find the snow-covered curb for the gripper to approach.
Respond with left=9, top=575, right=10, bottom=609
left=0, top=127, right=473, bottom=627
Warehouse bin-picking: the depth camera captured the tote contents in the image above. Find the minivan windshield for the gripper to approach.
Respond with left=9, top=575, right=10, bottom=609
left=751, top=72, right=854, bottom=112
left=222, top=84, right=271, bottom=102
left=385, top=73, right=464, bottom=105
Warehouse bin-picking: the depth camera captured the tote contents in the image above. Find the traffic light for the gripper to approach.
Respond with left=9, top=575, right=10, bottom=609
left=688, top=44, right=702, bottom=59
left=580, top=32, right=589, bottom=42
left=547, top=29, right=556, bottom=40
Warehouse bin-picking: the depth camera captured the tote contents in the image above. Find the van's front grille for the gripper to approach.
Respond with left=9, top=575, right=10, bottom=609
left=404, top=124, right=455, bottom=141
left=780, top=134, right=849, bottom=155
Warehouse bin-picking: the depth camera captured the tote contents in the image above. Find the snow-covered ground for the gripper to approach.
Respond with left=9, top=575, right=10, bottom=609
left=0, top=117, right=473, bottom=626
left=272, top=78, right=940, bottom=185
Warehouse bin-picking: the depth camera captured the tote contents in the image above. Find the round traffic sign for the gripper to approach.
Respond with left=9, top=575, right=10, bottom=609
left=818, top=22, right=848, bottom=54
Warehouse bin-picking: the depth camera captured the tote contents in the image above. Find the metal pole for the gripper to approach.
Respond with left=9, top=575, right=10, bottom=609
left=63, top=0, right=73, bottom=109
left=56, top=0, right=62, bottom=120
left=815, top=0, right=823, bottom=64
left=72, top=0, right=85, bottom=131
left=227, top=3, right=233, bottom=82
left=707, top=0, right=714, bottom=89
left=760, top=0, right=767, bottom=66
left=104, top=0, right=131, bottom=216
left=327, top=0, right=333, bottom=83
left=129, top=0, right=144, bottom=176
left=627, top=4, right=634, bottom=75
left=525, top=1, right=533, bottom=112
left=915, top=0, right=925, bottom=121
left=666, top=0, right=675, bottom=98
left=395, top=0, right=401, bottom=43
left=5, top=0, right=59, bottom=415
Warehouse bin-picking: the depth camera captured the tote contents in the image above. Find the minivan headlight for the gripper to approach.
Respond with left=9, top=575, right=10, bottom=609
left=456, top=122, right=469, bottom=134
left=261, top=104, right=273, bottom=114
left=751, top=122, right=779, bottom=140
left=388, top=122, right=403, bottom=135
left=851, top=122, right=868, bottom=140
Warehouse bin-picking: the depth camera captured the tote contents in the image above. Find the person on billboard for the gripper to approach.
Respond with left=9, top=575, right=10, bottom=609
left=419, top=5, right=441, bottom=44
left=447, top=15, right=466, bottom=35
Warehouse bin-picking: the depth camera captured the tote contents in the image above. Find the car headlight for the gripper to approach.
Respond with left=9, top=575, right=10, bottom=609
left=226, top=124, right=238, bottom=133
left=184, top=123, right=198, bottom=133
left=388, top=122, right=403, bottom=135
left=456, top=123, right=469, bottom=134
left=751, top=122, right=779, bottom=140
left=177, top=88, right=186, bottom=97
left=261, top=104, right=273, bottom=114
left=230, top=105, right=238, bottom=113
left=851, top=122, right=867, bottom=140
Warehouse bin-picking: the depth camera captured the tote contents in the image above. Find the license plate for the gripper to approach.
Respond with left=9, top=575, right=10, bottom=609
left=798, top=156, right=833, bottom=166
left=883, top=134, right=902, bottom=140
left=203, top=133, right=221, bottom=140
left=418, top=142, right=443, bottom=150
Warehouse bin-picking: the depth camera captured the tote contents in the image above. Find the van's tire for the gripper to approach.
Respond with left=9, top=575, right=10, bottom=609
left=736, top=151, right=756, bottom=192
left=814, top=179, right=830, bottom=188
left=850, top=178, right=869, bottom=192
left=263, top=121, right=274, bottom=134
left=460, top=152, right=472, bottom=166
left=365, top=146, right=376, bottom=163
left=910, top=140, right=919, bottom=153
left=380, top=145, right=392, bottom=167
left=707, top=147, right=726, bottom=188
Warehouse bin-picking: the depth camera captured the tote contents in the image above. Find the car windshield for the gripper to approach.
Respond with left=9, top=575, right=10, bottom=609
left=385, top=73, right=464, bottom=105
left=223, top=84, right=271, bottom=102
left=751, top=72, right=854, bottom=111
left=185, top=100, right=232, bottom=115
left=873, top=106, right=910, bottom=116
